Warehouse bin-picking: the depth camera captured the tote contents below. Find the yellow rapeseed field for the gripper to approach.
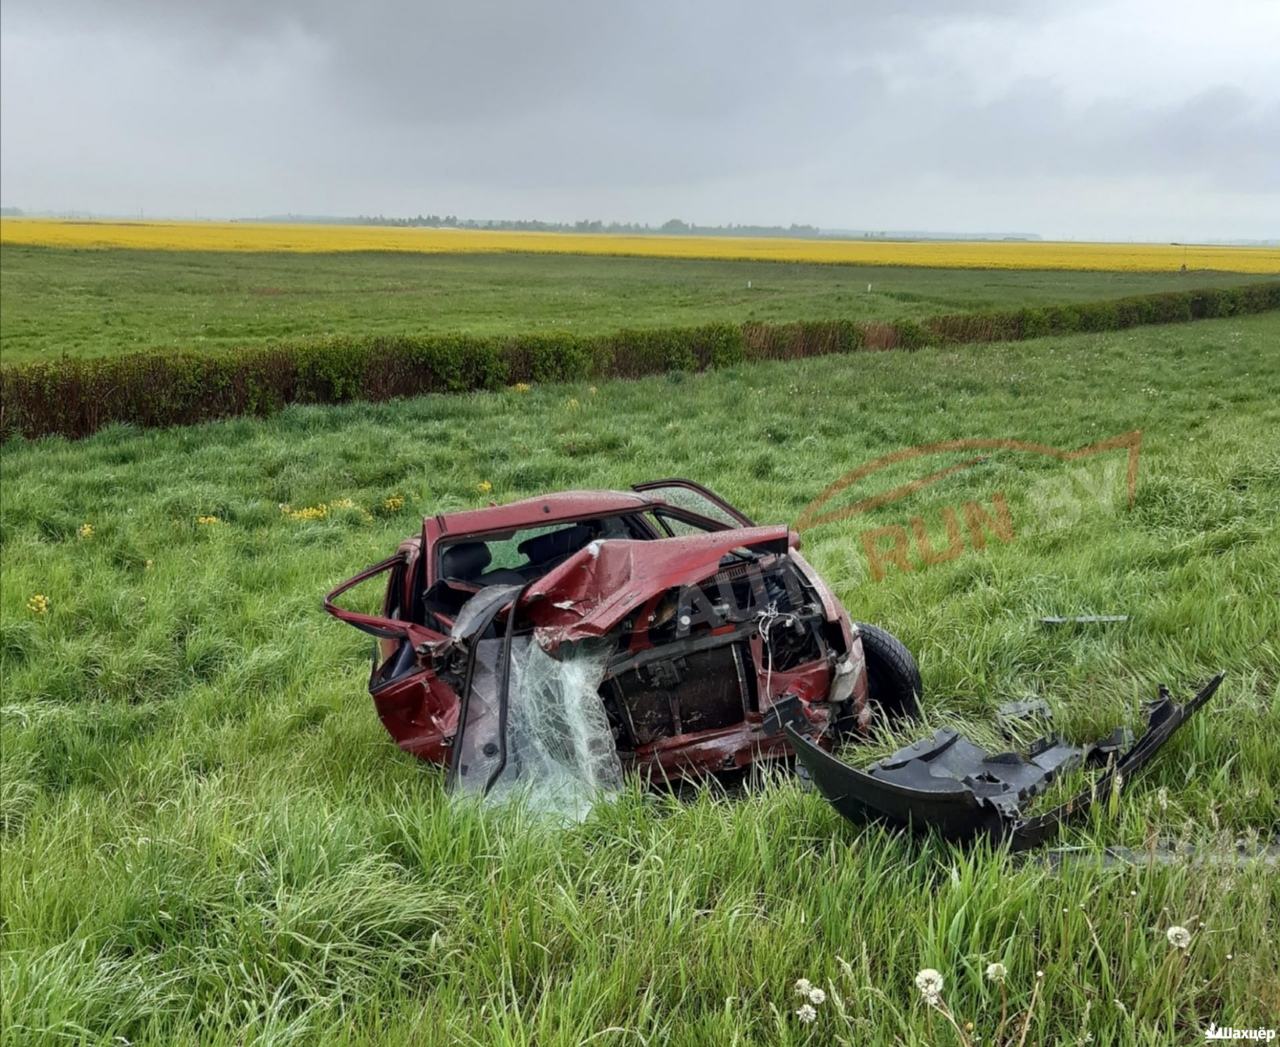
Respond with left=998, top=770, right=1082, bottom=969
left=2, top=217, right=1277, bottom=273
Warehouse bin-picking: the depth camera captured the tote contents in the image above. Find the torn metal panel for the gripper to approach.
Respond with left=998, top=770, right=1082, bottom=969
left=523, top=526, right=793, bottom=644
left=788, top=674, right=1224, bottom=850
left=448, top=581, right=534, bottom=794
left=449, top=636, right=515, bottom=794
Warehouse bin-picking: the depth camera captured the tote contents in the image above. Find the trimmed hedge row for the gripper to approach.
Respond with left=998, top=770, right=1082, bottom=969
left=924, top=282, right=1280, bottom=344
left=3, top=283, right=1277, bottom=440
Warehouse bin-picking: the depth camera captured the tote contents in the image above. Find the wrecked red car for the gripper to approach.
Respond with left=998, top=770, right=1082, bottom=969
left=324, top=480, right=922, bottom=796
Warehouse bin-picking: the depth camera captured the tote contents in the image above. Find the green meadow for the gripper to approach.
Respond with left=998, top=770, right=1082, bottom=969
left=2, top=245, right=1273, bottom=362
left=2, top=309, right=1277, bottom=1044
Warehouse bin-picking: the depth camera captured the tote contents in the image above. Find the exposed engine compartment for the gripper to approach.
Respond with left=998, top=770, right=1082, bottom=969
left=595, top=554, right=838, bottom=767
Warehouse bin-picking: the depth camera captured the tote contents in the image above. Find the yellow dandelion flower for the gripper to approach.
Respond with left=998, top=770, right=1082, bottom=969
left=477, top=480, right=493, bottom=495
left=77, top=522, right=94, bottom=540
left=196, top=515, right=221, bottom=525
left=382, top=494, right=405, bottom=512
left=513, top=382, right=531, bottom=394
left=286, top=504, right=328, bottom=522
left=144, top=559, right=154, bottom=570
left=329, top=498, right=355, bottom=510
left=27, top=593, right=50, bottom=615
left=566, top=397, right=580, bottom=410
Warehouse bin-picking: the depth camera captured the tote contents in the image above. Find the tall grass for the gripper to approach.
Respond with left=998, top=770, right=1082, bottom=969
left=2, top=315, right=1278, bottom=1044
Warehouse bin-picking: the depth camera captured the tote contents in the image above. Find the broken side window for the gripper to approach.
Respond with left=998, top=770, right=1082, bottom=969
left=634, top=480, right=755, bottom=528
left=649, top=509, right=721, bottom=537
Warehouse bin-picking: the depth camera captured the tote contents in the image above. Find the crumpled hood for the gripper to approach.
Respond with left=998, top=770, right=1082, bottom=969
left=523, top=525, right=793, bottom=644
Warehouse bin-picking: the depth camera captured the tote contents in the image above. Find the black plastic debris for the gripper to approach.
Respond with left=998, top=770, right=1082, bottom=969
left=761, top=693, right=810, bottom=737
left=1039, top=615, right=1129, bottom=625
left=1042, top=839, right=1280, bottom=870
left=996, top=699, right=1054, bottom=736
left=787, top=674, right=1224, bottom=850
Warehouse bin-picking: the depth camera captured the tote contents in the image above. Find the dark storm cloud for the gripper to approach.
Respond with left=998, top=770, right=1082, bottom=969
left=2, top=0, right=1276, bottom=239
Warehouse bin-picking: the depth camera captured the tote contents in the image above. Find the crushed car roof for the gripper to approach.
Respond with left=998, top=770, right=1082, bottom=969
left=433, top=490, right=661, bottom=535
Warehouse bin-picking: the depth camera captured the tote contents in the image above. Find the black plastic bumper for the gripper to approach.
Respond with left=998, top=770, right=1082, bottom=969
left=787, top=674, right=1223, bottom=850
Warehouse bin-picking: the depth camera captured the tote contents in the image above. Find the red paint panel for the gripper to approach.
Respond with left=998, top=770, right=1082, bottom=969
left=433, top=490, right=654, bottom=537
left=373, top=671, right=461, bottom=763
left=524, top=526, right=792, bottom=643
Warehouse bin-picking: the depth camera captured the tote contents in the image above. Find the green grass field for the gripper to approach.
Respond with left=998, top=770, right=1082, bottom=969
left=3, top=310, right=1277, bottom=1045
left=2, top=246, right=1274, bottom=362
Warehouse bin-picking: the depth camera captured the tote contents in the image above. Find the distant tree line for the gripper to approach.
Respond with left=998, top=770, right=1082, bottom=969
left=337, top=214, right=823, bottom=238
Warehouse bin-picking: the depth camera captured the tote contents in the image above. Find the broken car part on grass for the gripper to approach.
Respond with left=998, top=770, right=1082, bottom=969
left=788, top=674, right=1223, bottom=850
left=325, top=479, right=1216, bottom=842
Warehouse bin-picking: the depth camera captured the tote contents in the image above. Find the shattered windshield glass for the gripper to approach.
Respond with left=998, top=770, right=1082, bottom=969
left=452, top=635, right=623, bottom=822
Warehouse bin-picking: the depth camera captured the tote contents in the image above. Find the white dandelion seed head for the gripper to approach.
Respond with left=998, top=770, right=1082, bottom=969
left=1166, top=925, right=1192, bottom=949
left=796, top=1003, right=817, bottom=1024
left=808, top=987, right=826, bottom=1005
left=985, top=961, right=1007, bottom=983
left=915, top=968, right=945, bottom=999
left=794, top=978, right=813, bottom=996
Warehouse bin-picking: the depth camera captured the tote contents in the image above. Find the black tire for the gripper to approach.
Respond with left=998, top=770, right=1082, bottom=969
left=855, top=622, right=923, bottom=725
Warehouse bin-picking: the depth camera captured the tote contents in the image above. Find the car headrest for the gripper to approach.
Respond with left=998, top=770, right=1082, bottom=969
left=440, top=541, right=492, bottom=581
left=518, top=523, right=595, bottom=566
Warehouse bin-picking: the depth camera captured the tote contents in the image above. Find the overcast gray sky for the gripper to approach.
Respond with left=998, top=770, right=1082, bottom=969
left=2, top=0, right=1277, bottom=240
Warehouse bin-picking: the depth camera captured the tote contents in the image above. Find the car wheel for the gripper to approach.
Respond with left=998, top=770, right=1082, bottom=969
left=855, top=622, right=923, bottom=724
